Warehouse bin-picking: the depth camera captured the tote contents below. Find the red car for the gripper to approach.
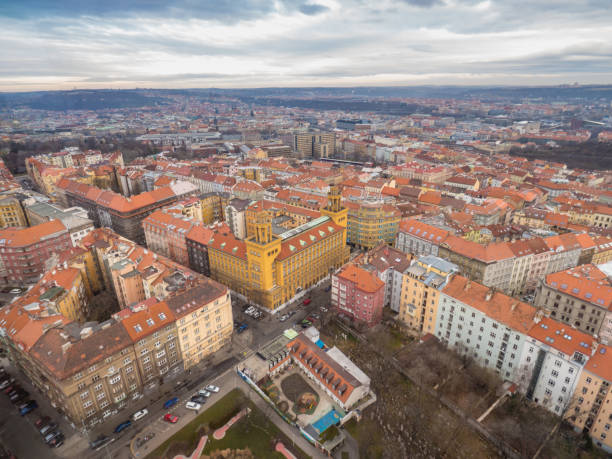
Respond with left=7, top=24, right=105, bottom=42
left=302, top=298, right=311, bottom=306
left=163, top=413, right=178, bottom=423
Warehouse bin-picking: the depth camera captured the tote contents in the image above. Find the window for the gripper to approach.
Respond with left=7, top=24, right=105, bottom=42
left=94, top=384, right=103, bottom=391
left=80, top=392, right=89, bottom=400
left=97, top=392, right=106, bottom=400
left=83, top=400, right=93, bottom=408
left=110, top=375, right=121, bottom=385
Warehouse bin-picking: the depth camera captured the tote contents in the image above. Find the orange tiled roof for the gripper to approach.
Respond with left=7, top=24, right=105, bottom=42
left=0, top=219, right=66, bottom=247
left=277, top=220, right=344, bottom=260
left=528, top=317, right=595, bottom=358
left=336, top=263, right=385, bottom=293
left=115, top=299, right=175, bottom=341
left=584, top=344, right=612, bottom=382
left=442, top=275, right=537, bottom=334
left=544, top=264, right=611, bottom=309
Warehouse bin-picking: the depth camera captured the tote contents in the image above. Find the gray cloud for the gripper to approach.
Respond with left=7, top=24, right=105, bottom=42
left=1, top=0, right=612, bottom=90
left=298, top=3, right=330, bottom=15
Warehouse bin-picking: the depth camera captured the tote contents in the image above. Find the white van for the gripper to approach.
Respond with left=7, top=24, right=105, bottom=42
left=131, top=409, right=149, bottom=421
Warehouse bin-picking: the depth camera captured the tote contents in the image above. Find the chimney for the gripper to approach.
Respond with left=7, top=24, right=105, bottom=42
left=464, top=280, right=471, bottom=292
left=485, top=289, right=493, bottom=301
left=511, top=301, right=517, bottom=311
left=61, top=342, right=72, bottom=354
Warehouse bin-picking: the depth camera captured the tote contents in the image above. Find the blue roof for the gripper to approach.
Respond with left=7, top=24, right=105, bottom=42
left=316, top=339, right=325, bottom=349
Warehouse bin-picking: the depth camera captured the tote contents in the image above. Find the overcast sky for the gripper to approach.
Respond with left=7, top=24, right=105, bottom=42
left=1, top=0, right=612, bottom=91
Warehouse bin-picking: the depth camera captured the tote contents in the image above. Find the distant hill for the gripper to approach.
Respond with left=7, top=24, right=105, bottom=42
left=1, top=85, right=611, bottom=112
left=0, top=90, right=168, bottom=111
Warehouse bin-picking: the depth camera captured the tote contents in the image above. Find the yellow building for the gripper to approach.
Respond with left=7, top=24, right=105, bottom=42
left=207, top=189, right=349, bottom=310
left=36, top=266, right=92, bottom=322
left=239, top=167, right=263, bottom=182
left=166, top=282, right=233, bottom=370
left=0, top=195, right=27, bottom=228
left=345, top=201, right=400, bottom=249
left=200, top=192, right=227, bottom=224
left=395, top=255, right=457, bottom=334
left=567, top=344, right=612, bottom=454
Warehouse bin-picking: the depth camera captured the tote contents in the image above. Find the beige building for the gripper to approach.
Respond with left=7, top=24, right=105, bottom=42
left=293, top=131, right=336, bottom=158
left=567, top=344, right=612, bottom=454
left=392, top=255, right=457, bottom=334
left=534, top=264, right=611, bottom=338
left=166, top=283, right=233, bottom=370
left=113, top=298, right=183, bottom=393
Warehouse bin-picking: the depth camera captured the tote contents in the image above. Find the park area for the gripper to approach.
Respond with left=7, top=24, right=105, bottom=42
left=148, top=389, right=308, bottom=459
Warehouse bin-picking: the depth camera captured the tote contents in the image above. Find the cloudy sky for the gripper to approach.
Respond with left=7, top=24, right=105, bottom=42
left=1, top=0, right=612, bottom=91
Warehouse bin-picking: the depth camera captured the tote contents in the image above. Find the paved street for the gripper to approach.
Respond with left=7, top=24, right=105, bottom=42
left=0, top=280, right=336, bottom=459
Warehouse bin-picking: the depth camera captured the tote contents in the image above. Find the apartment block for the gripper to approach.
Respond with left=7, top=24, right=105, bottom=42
left=345, top=201, right=401, bottom=250
left=436, top=275, right=539, bottom=380
left=392, top=255, right=457, bottom=333
left=332, top=263, right=385, bottom=327
left=518, top=317, right=595, bottom=415
left=534, top=265, right=611, bottom=338
left=0, top=219, right=72, bottom=285
left=568, top=344, right=612, bottom=453
left=395, top=219, right=450, bottom=257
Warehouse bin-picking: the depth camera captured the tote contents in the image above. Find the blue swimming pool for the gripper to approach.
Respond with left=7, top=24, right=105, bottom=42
left=312, top=409, right=342, bottom=434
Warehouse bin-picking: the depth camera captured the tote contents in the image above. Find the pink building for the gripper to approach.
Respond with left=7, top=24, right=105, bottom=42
left=332, top=263, right=385, bottom=327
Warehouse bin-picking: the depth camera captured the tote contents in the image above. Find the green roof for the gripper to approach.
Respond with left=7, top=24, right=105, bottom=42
left=39, top=286, right=65, bottom=301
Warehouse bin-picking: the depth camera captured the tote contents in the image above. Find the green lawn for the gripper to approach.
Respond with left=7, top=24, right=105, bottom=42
left=148, top=388, right=310, bottom=459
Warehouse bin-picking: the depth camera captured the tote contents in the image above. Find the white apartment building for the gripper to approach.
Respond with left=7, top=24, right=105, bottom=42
left=517, top=317, right=595, bottom=415
left=394, top=219, right=449, bottom=257
left=435, top=275, right=539, bottom=380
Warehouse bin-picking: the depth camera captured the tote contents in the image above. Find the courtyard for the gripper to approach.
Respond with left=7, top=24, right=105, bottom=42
left=263, top=366, right=341, bottom=426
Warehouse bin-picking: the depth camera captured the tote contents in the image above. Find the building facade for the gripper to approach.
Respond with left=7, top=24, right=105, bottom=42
left=332, top=263, right=385, bottom=327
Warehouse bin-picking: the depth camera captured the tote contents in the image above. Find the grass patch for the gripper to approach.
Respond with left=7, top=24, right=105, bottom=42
left=148, top=388, right=309, bottom=459
left=319, top=425, right=340, bottom=443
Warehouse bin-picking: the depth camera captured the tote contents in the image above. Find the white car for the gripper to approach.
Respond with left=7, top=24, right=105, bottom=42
left=131, top=409, right=148, bottom=421
left=185, top=402, right=201, bottom=411
left=206, top=385, right=220, bottom=393
left=198, top=389, right=211, bottom=397
left=10, top=289, right=21, bottom=294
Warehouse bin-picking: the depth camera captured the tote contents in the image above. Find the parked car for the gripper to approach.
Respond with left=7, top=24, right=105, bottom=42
left=44, top=430, right=62, bottom=444
left=197, top=389, right=211, bottom=398
left=0, top=378, right=14, bottom=390
left=190, top=395, right=207, bottom=404
left=10, top=391, right=29, bottom=403
left=9, top=289, right=22, bottom=294
left=233, top=320, right=240, bottom=329
left=163, top=413, right=179, bottom=423
left=163, top=397, right=179, bottom=409
left=205, top=385, right=220, bottom=393
left=48, top=433, right=65, bottom=448
left=40, top=422, right=58, bottom=436
left=35, top=416, right=51, bottom=429
left=320, top=306, right=328, bottom=312
left=90, top=435, right=113, bottom=450
left=279, top=314, right=288, bottom=322
left=185, top=401, right=201, bottom=411
left=4, top=384, right=18, bottom=394
left=6, top=386, right=21, bottom=396
left=131, top=409, right=148, bottom=421
left=324, top=285, right=331, bottom=292
left=237, top=324, right=248, bottom=333
left=303, top=298, right=311, bottom=305
left=114, top=420, right=132, bottom=433
left=20, top=400, right=38, bottom=416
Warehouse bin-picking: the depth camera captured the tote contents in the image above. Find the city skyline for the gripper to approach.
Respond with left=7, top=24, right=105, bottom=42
left=2, top=0, right=612, bottom=92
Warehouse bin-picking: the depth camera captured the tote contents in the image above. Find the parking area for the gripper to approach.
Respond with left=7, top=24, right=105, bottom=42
left=0, top=362, right=72, bottom=458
